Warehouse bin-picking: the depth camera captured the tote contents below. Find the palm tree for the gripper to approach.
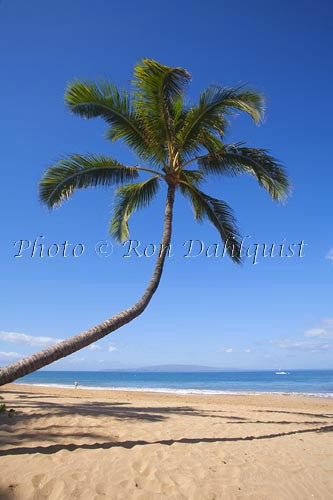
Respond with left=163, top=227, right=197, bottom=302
left=0, top=59, right=289, bottom=385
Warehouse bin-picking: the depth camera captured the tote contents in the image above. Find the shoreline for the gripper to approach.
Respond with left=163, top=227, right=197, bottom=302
left=12, top=381, right=333, bottom=399
left=4, top=381, right=333, bottom=414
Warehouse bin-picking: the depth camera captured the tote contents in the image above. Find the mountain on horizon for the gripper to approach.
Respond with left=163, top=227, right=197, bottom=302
left=105, top=364, right=227, bottom=372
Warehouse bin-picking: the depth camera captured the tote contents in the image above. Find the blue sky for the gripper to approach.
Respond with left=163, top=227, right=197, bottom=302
left=0, top=0, right=332, bottom=370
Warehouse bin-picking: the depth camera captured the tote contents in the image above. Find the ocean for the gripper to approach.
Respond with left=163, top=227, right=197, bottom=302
left=14, top=369, right=333, bottom=397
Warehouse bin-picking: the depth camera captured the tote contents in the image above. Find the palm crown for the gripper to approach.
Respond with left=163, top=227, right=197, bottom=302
left=40, top=59, right=289, bottom=263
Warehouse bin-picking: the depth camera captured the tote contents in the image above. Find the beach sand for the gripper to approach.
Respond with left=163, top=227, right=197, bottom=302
left=0, top=384, right=332, bottom=499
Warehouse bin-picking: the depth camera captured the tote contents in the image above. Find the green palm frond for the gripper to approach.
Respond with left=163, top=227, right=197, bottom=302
left=179, top=169, right=205, bottom=188
left=195, top=129, right=226, bottom=155
left=179, top=181, right=241, bottom=263
left=178, top=173, right=206, bottom=222
left=197, top=145, right=290, bottom=201
left=110, top=176, right=160, bottom=242
left=41, top=60, right=288, bottom=265
left=133, top=59, right=191, bottom=153
left=172, top=95, right=186, bottom=131
left=65, top=81, right=161, bottom=164
left=177, top=85, right=264, bottom=158
left=39, top=154, right=139, bottom=208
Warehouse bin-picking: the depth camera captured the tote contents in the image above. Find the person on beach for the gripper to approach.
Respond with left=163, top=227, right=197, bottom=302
left=74, top=380, right=78, bottom=389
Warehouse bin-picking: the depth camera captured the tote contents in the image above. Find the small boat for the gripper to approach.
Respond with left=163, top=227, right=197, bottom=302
left=275, top=371, right=288, bottom=375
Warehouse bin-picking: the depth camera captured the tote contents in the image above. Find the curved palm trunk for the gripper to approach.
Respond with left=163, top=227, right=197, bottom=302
left=0, top=185, right=176, bottom=386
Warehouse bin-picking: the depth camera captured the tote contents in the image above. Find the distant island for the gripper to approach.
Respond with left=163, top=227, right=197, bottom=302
left=104, top=364, right=230, bottom=372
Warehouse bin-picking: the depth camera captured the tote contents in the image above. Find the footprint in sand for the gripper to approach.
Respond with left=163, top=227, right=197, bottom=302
left=95, top=483, right=106, bottom=496
left=32, top=474, right=45, bottom=489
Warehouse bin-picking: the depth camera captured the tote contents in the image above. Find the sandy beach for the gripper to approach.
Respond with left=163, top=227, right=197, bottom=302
left=0, top=384, right=332, bottom=499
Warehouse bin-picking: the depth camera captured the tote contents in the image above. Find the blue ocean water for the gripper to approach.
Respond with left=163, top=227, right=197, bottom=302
left=15, top=370, right=333, bottom=397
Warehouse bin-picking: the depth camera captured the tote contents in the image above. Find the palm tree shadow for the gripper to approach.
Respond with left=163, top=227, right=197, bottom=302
left=256, top=409, right=333, bottom=419
left=1, top=389, right=333, bottom=458
left=0, top=485, right=15, bottom=499
left=0, top=391, right=205, bottom=423
left=1, top=424, right=332, bottom=457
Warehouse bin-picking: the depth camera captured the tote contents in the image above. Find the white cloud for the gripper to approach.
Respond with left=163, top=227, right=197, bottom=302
left=220, top=347, right=251, bottom=353
left=271, top=339, right=333, bottom=352
left=69, top=356, right=86, bottom=364
left=304, top=328, right=328, bottom=338
left=89, top=343, right=101, bottom=351
left=221, top=347, right=233, bottom=353
left=272, top=318, right=333, bottom=353
left=0, top=331, right=62, bottom=347
left=304, top=319, right=333, bottom=339
left=325, top=248, right=333, bottom=261
left=108, top=343, right=117, bottom=352
left=0, top=351, right=21, bottom=359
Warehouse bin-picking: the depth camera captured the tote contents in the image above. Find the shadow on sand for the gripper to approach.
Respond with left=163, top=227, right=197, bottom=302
left=1, top=388, right=332, bottom=457
left=0, top=424, right=332, bottom=457
left=0, top=485, right=16, bottom=499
